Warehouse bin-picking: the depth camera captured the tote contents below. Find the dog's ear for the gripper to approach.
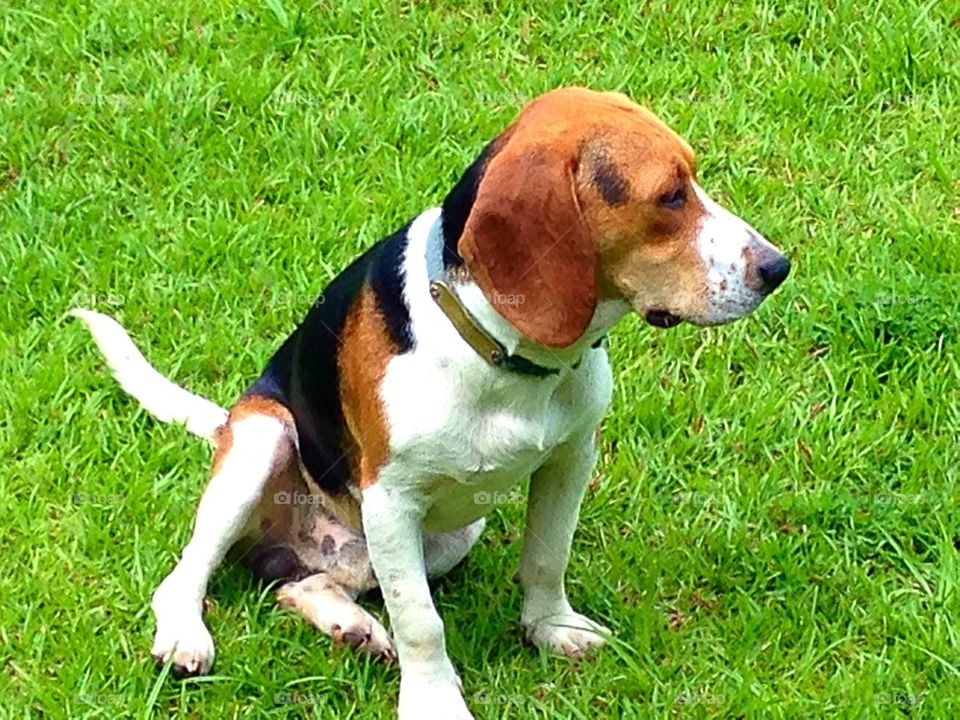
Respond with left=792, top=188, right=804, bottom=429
left=458, top=143, right=597, bottom=348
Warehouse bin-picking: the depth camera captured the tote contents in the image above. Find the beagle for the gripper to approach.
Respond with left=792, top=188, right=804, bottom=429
left=73, top=87, right=789, bottom=720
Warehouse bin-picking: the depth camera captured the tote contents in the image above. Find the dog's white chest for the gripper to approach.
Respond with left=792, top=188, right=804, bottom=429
left=379, top=348, right=612, bottom=531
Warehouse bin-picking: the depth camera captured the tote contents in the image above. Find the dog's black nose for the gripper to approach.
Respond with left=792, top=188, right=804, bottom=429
left=758, top=254, right=790, bottom=293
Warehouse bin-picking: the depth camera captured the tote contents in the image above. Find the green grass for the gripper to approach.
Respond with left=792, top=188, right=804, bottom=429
left=2, top=0, right=959, bottom=717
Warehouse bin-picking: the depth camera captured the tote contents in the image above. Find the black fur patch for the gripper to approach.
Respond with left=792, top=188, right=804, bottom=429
left=368, top=222, right=415, bottom=350
left=244, top=544, right=308, bottom=584
left=591, top=154, right=630, bottom=205
left=441, top=138, right=503, bottom=268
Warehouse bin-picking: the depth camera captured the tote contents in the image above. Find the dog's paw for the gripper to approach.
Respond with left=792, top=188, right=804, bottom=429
left=399, top=670, right=472, bottom=720
left=524, top=611, right=609, bottom=659
left=276, top=580, right=396, bottom=662
left=330, top=616, right=396, bottom=661
left=151, top=617, right=215, bottom=678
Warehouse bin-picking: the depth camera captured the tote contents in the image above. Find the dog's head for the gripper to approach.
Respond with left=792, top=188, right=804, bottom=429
left=443, top=86, right=790, bottom=348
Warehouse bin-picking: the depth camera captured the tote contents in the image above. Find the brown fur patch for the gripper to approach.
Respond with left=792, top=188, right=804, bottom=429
left=338, top=286, right=398, bottom=489
left=459, top=87, right=711, bottom=336
left=230, top=395, right=295, bottom=424
left=211, top=424, right=233, bottom=476
left=459, top=103, right=598, bottom=348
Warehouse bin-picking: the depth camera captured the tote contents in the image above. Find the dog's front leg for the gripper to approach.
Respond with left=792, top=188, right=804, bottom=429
left=518, top=433, right=610, bottom=658
left=362, top=482, right=473, bottom=720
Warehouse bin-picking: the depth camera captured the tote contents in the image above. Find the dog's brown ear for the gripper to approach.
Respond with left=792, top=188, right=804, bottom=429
left=459, top=144, right=597, bottom=348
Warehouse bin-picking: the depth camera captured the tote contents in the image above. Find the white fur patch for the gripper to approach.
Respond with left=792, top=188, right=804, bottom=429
left=361, top=482, right=472, bottom=719
left=517, top=433, right=610, bottom=657
left=692, top=183, right=779, bottom=324
left=71, top=309, right=227, bottom=440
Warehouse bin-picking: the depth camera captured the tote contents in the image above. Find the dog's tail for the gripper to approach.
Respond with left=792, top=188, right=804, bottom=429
left=70, top=309, right=228, bottom=442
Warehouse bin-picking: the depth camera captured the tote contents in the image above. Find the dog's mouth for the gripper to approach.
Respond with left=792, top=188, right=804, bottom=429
left=643, top=309, right=684, bottom=329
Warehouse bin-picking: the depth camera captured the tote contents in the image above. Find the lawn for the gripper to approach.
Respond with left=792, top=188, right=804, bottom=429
left=2, top=0, right=959, bottom=717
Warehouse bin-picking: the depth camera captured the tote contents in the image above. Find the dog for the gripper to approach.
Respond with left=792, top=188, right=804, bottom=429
left=73, top=87, right=790, bottom=719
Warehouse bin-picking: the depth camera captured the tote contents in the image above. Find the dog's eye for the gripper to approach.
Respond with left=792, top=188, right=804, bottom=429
left=658, top=186, right=686, bottom=210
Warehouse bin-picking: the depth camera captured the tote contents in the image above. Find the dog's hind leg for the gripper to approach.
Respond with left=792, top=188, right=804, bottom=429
left=424, top=518, right=486, bottom=578
left=150, top=399, right=294, bottom=677
left=272, top=519, right=484, bottom=662
left=277, top=574, right=396, bottom=660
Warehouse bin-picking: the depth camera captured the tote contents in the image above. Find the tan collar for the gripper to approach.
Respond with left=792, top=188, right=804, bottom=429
left=428, top=268, right=561, bottom=378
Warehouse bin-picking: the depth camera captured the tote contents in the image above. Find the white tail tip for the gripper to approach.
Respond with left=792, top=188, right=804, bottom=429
left=71, top=308, right=228, bottom=441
